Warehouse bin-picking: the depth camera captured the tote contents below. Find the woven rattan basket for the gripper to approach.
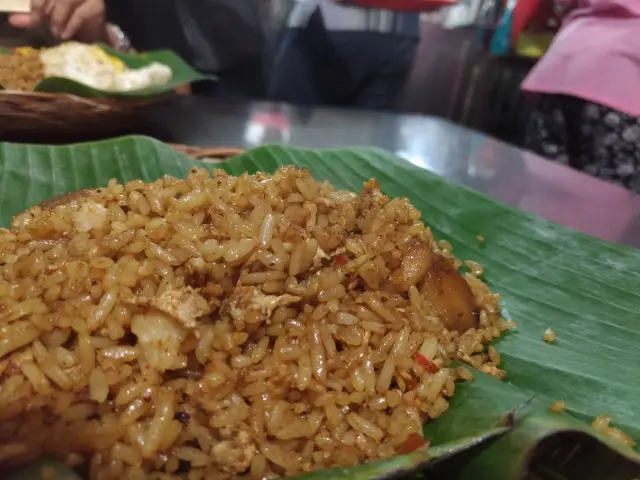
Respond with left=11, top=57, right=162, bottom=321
left=168, top=143, right=245, bottom=163
left=0, top=90, right=169, bottom=138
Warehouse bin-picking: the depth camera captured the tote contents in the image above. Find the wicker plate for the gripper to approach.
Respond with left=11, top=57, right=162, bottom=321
left=0, top=90, right=169, bottom=137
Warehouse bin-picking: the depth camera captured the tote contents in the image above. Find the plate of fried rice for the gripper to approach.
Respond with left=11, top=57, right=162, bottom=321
left=0, top=163, right=513, bottom=479
left=3, top=137, right=639, bottom=480
left=0, top=42, right=207, bottom=96
left=0, top=44, right=208, bottom=138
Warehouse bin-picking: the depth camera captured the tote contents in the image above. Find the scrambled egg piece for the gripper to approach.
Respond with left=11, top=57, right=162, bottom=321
left=72, top=200, right=110, bottom=232
left=126, top=286, right=211, bottom=330
left=131, top=312, right=186, bottom=371
left=150, top=286, right=211, bottom=329
left=223, top=286, right=301, bottom=327
left=128, top=287, right=211, bottom=370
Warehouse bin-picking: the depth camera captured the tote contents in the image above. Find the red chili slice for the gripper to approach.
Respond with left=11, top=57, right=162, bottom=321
left=416, top=354, right=439, bottom=373
left=334, top=255, right=348, bottom=266
left=397, top=433, right=426, bottom=455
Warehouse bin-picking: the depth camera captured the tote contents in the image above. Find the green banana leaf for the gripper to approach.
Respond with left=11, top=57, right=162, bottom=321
left=0, top=45, right=212, bottom=98
left=1, top=136, right=640, bottom=480
left=5, top=458, right=82, bottom=480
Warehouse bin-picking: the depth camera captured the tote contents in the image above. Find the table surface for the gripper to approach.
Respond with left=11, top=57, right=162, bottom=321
left=140, top=96, right=640, bottom=248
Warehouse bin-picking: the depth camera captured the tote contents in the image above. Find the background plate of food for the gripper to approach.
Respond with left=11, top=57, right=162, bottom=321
left=0, top=42, right=210, bottom=137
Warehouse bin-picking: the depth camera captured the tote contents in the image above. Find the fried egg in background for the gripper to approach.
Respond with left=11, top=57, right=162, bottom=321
left=38, top=42, right=172, bottom=92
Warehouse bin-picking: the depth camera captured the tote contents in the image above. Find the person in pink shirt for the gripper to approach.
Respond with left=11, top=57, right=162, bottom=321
left=522, top=0, right=640, bottom=192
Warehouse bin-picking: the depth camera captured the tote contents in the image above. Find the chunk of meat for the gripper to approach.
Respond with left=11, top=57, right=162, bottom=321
left=391, top=239, right=432, bottom=290
left=222, top=286, right=301, bottom=326
left=211, top=430, right=256, bottom=474
left=150, top=286, right=211, bottom=329
left=38, top=191, right=110, bottom=233
left=420, top=253, right=478, bottom=333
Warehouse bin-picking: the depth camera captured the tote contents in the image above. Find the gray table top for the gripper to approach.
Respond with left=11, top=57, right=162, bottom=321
left=142, top=96, right=640, bottom=249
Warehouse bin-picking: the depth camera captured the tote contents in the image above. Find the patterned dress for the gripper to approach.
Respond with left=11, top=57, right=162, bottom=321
left=525, top=94, right=640, bottom=193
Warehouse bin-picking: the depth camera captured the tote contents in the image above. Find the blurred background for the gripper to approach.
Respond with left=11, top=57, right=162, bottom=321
left=0, top=0, right=554, bottom=149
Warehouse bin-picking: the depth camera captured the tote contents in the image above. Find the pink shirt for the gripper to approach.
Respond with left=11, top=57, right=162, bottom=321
left=522, top=0, right=640, bottom=116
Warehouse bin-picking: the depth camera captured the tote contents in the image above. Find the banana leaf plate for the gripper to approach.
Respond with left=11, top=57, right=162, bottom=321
left=1, top=136, right=639, bottom=480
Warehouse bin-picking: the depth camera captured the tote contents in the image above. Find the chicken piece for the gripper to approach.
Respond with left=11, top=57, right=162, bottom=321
left=420, top=253, right=478, bottom=333
left=131, top=312, right=187, bottom=371
left=39, top=189, right=93, bottom=210
left=35, top=190, right=110, bottom=234
left=222, top=286, right=301, bottom=327
left=391, top=239, right=432, bottom=291
left=211, top=430, right=256, bottom=474
left=150, top=286, right=211, bottom=329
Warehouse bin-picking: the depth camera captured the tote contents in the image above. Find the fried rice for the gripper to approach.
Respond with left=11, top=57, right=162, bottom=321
left=0, top=167, right=513, bottom=479
left=0, top=48, right=45, bottom=92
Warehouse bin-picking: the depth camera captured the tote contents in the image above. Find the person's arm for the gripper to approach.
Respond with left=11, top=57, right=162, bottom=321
left=9, top=0, right=111, bottom=43
left=9, top=0, right=137, bottom=52
left=48, top=0, right=105, bottom=41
